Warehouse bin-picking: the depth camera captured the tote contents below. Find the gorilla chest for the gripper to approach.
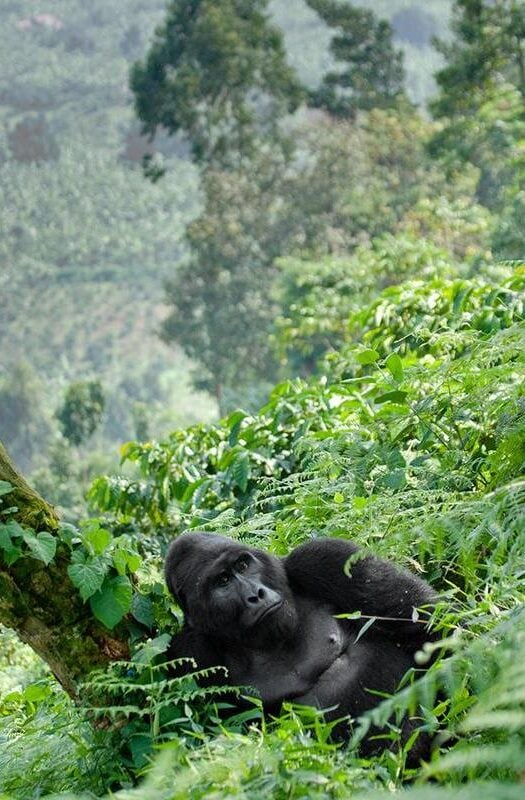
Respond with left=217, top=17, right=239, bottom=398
left=228, top=603, right=350, bottom=706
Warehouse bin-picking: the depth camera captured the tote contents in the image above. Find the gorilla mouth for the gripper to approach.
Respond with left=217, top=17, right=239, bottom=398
left=254, top=600, right=283, bottom=624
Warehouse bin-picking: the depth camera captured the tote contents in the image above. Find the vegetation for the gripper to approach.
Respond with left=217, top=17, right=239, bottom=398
left=2, top=264, right=525, bottom=798
left=306, top=0, right=406, bottom=117
left=1, top=0, right=525, bottom=798
left=57, top=381, right=105, bottom=447
left=131, top=0, right=303, bottom=167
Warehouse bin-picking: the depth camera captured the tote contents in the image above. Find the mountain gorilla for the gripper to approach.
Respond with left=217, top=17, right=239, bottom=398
left=165, top=532, right=439, bottom=758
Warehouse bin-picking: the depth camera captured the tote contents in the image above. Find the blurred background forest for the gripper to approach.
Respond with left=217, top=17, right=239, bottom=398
left=1, top=0, right=461, bottom=513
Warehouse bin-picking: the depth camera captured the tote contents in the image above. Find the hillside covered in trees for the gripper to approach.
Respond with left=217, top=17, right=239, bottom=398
left=1, top=0, right=449, bottom=480
left=1, top=1, right=524, bottom=799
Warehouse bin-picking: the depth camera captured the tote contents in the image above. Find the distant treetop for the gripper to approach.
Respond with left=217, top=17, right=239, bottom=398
left=130, top=0, right=303, bottom=168
left=306, top=0, right=407, bottom=118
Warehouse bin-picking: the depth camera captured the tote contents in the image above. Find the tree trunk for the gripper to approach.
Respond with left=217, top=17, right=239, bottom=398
left=0, top=441, right=129, bottom=698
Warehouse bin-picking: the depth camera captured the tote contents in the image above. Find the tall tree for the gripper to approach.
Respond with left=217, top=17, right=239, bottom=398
left=130, top=0, right=303, bottom=167
left=432, top=0, right=525, bottom=119
left=305, top=0, right=406, bottom=118
left=57, top=380, right=105, bottom=447
left=429, top=1, right=525, bottom=208
left=160, top=153, right=289, bottom=410
left=160, top=110, right=434, bottom=408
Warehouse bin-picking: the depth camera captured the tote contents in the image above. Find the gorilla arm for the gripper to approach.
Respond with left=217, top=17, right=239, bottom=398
left=284, top=538, right=439, bottom=650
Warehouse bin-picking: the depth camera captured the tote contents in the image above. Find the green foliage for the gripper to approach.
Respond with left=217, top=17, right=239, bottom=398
left=429, top=2, right=525, bottom=214
left=161, top=151, right=288, bottom=404
left=398, top=192, right=493, bottom=262
left=429, top=84, right=525, bottom=210
left=348, top=266, right=525, bottom=359
left=3, top=261, right=525, bottom=797
left=0, top=626, right=47, bottom=698
left=85, top=264, right=525, bottom=795
left=286, top=108, right=437, bottom=251
left=57, top=380, right=105, bottom=446
left=2, top=3, right=525, bottom=797
left=270, top=0, right=451, bottom=108
left=61, top=519, right=141, bottom=628
left=0, top=2, right=213, bottom=471
left=0, top=678, right=123, bottom=799
left=0, top=149, right=197, bottom=284
left=84, top=654, right=256, bottom=771
left=108, top=713, right=376, bottom=799
left=131, top=0, right=303, bottom=167
left=0, top=485, right=56, bottom=567
left=432, top=1, right=525, bottom=120
left=160, top=108, right=441, bottom=402
left=273, top=234, right=459, bottom=372
left=0, top=479, right=140, bottom=629
left=306, top=0, right=406, bottom=117
left=492, top=191, right=525, bottom=260
left=425, top=609, right=525, bottom=782
left=93, top=265, right=525, bottom=541
left=0, top=362, right=52, bottom=470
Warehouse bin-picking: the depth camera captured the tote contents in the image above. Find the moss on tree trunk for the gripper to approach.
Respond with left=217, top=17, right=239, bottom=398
left=0, top=441, right=129, bottom=698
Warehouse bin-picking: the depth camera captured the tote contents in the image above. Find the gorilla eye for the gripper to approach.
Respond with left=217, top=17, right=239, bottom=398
left=216, top=572, right=230, bottom=587
left=236, top=556, right=250, bottom=572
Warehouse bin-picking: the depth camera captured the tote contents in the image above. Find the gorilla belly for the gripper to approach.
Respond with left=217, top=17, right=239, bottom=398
left=294, top=649, right=358, bottom=710
left=294, top=636, right=414, bottom=721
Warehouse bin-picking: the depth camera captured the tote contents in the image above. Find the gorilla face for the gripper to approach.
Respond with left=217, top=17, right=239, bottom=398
left=165, top=532, right=298, bottom=645
left=208, top=550, right=283, bottom=629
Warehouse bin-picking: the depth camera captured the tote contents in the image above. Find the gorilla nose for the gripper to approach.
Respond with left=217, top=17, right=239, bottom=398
left=247, top=585, right=266, bottom=604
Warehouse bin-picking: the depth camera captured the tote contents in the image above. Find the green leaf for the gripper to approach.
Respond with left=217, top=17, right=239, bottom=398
left=334, top=492, right=345, bottom=504
left=23, top=682, right=51, bottom=703
left=384, top=352, right=404, bottom=382
left=131, top=594, right=155, bottom=628
left=128, top=733, right=153, bottom=770
left=336, top=611, right=362, bottom=620
left=132, top=633, right=171, bottom=664
left=354, top=617, right=377, bottom=644
left=0, top=481, right=14, bottom=497
left=192, top=478, right=213, bottom=507
left=352, top=497, right=368, bottom=511
left=1, top=519, right=25, bottom=538
left=90, top=575, right=133, bottom=629
left=58, top=523, right=80, bottom=547
left=227, top=410, right=247, bottom=446
left=381, top=469, right=407, bottom=490
left=84, top=525, right=111, bottom=556
left=22, top=531, right=57, bottom=565
left=68, top=552, right=108, bottom=601
left=231, top=451, right=250, bottom=493
left=119, top=441, right=138, bottom=463
left=357, top=348, right=380, bottom=365
left=113, top=546, right=141, bottom=576
left=374, top=390, right=409, bottom=405
left=0, top=524, right=22, bottom=565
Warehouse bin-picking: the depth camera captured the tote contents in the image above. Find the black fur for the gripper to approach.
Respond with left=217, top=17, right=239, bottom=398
left=165, top=532, right=439, bottom=758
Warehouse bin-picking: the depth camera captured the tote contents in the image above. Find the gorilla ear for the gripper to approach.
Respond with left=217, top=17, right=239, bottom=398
left=165, top=568, right=180, bottom=603
left=165, top=535, right=189, bottom=596
left=165, top=533, right=200, bottom=608
left=164, top=531, right=220, bottom=619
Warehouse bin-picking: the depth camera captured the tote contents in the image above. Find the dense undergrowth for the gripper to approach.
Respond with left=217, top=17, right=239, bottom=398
left=1, top=264, right=524, bottom=799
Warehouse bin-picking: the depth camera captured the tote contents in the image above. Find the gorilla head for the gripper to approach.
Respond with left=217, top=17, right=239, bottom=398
left=165, top=532, right=298, bottom=646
